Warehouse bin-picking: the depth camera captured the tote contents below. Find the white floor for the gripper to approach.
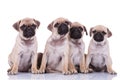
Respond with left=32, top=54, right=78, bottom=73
left=7, top=72, right=119, bottom=80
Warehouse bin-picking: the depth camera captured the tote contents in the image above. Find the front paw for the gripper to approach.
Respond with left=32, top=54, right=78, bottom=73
left=31, top=68, right=39, bottom=74
left=80, top=68, right=86, bottom=73
left=62, top=70, right=71, bottom=75
left=8, top=68, right=18, bottom=75
left=38, top=68, right=45, bottom=74
left=69, top=69, right=78, bottom=74
left=108, top=70, right=117, bottom=75
left=84, top=68, right=89, bottom=74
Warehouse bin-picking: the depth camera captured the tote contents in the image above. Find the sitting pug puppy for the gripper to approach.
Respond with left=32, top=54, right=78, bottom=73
left=68, top=22, right=88, bottom=73
left=38, top=17, right=71, bottom=74
left=8, top=18, right=40, bottom=75
left=85, top=25, right=116, bottom=74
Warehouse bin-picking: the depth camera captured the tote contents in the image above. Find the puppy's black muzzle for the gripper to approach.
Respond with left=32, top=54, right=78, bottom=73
left=23, top=28, right=35, bottom=38
left=20, top=25, right=36, bottom=38
left=70, top=27, right=82, bottom=39
left=58, top=23, right=69, bottom=35
left=93, top=32, right=104, bottom=42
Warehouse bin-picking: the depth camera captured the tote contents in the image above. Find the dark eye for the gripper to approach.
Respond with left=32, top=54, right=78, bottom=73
left=54, top=23, right=60, bottom=27
left=64, top=21, right=70, bottom=25
left=70, top=28, right=74, bottom=32
left=79, top=27, right=83, bottom=31
left=20, top=24, right=27, bottom=30
left=31, top=24, right=36, bottom=29
left=92, top=30, right=96, bottom=33
left=102, top=31, right=106, bottom=35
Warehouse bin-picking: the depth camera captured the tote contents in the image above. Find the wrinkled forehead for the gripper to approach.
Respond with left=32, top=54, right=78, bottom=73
left=93, top=25, right=107, bottom=32
left=19, top=18, right=35, bottom=26
left=71, top=22, right=84, bottom=28
left=53, top=18, right=68, bottom=24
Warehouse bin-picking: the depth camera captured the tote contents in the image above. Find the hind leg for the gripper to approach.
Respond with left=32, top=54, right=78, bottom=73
left=7, top=56, right=13, bottom=72
left=8, top=54, right=20, bottom=75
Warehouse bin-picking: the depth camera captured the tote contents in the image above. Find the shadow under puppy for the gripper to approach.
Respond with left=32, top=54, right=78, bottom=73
left=38, top=17, right=71, bottom=74
left=8, top=18, right=40, bottom=75
left=69, top=22, right=88, bottom=73
left=85, top=25, right=116, bottom=74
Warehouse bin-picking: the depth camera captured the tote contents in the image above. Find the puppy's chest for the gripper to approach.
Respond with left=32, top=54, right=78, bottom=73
left=20, top=53, right=32, bottom=62
left=70, top=43, right=83, bottom=65
left=49, top=40, right=66, bottom=53
left=47, top=40, right=66, bottom=67
left=90, top=45, right=108, bottom=55
left=91, top=54, right=106, bottom=68
left=18, top=45, right=34, bottom=70
left=48, top=44, right=65, bottom=62
left=20, top=44, right=35, bottom=53
left=90, top=45, right=107, bottom=67
left=18, top=53, right=32, bottom=71
left=47, top=49, right=63, bottom=69
left=19, top=45, right=34, bottom=64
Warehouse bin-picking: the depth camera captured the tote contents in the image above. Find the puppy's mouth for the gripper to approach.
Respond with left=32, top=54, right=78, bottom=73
left=57, top=23, right=69, bottom=35
left=20, top=24, right=36, bottom=38
left=70, top=27, right=82, bottom=39
left=93, top=32, right=104, bottom=42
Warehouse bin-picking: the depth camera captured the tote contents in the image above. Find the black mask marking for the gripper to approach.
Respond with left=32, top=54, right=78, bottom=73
left=70, top=27, right=83, bottom=39
left=57, top=23, right=69, bottom=35
left=93, top=32, right=104, bottom=42
left=20, top=24, right=36, bottom=38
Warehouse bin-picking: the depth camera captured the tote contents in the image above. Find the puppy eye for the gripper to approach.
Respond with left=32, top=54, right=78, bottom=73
left=92, top=30, right=96, bottom=33
left=70, top=28, right=74, bottom=32
left=79, top=27, right=83, bottom=31
left=64, top=21, right=70, bottom=25
left=54, top=23, right=60, bottom=27
left=31, top=24, right=36, bottom=29
left=102, top=31, right=106, bottom=35
left=20, top=25, right=27, bottom=30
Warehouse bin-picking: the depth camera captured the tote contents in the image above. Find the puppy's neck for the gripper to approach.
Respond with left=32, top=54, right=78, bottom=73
left=52, top=37, right=66, bottom=43
left=71, top=39, right=82, bottom=45
left=50, top=35, right=66, bottom=46
left=19, top=35, right=35, bottom=46
left=92, top=39, right=107, bottom=47
left=51, top=33, right=67, bottom=41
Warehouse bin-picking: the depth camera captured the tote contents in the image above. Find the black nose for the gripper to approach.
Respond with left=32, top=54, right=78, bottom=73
left=23, top=27, right=35, bottom=38
left=70, top=27, right=82, bottom=39
left=93, top=32, right=104, bottom=42
left=58, top=23, right=69, bottom=35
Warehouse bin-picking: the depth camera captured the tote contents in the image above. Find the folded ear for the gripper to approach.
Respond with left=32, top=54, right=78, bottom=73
left=65, top=20, right=72, bottom=26
left=89, top=27, right=93, bottom=37
left=13, top=20, right=21, bottom=31
left=107, top=28, right=112, bottom=38
left=34, top=19, right=40, bottom=28
left=48, top=21, right=54, bottom=31
left=83, top=26, right=88, bottom=35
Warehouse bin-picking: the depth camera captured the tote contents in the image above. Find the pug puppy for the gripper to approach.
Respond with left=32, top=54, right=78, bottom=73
left=85, top=25, right=116, bottom=74
left=8, top=18, right=40, bottom=75
left=68, top=22, right=88, bottom=73
left=38, top=17, right=71, bottom=74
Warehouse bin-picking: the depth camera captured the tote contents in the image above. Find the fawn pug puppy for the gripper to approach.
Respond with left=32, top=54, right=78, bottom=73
left=39, top=17, right=71, bottom=74
left=8, top=18, right=40, bottom=75
left=69, top=22, right=88, bottom=73
left=85, top=25, right=116, bottom=74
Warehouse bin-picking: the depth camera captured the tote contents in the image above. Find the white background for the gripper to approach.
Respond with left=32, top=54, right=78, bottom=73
left=0, top=0, right=120, bottom=80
